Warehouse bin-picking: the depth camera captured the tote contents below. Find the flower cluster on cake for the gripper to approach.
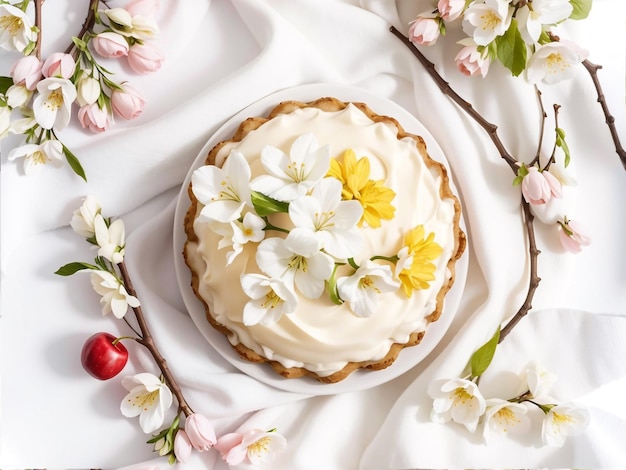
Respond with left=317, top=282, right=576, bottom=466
left=183, top=97, right=465, bottom=383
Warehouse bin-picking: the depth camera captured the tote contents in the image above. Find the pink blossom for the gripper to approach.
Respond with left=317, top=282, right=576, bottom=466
left=215, top=429, right=287, bottom=466
left=521, top=166, right=561, bottom=205
left=111, top=83, right=145, bottom=120
left=438, top=0, right=465, bottom=21
left=92, top=32, right=129, bottom=58
left=558, top=219, right=590, bottom=253
left=174, top=429, right=192, bottom=463
left=125, top=0, right=160, bottom=17
left=127, top=42, right=164, bottom=74
left=42, top=53, right=76, bottom=79
left=455, top=45, right=490, bottom=77
left=10, top=55, right=42, bottom=90
left=78, top=103, right=110, bottom=133
left=184, top=414, right=216, bottom=451
left=408, top=16, right=440, bottom=46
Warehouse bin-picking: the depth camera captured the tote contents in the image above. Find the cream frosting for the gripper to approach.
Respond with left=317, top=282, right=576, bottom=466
left=187, top=103, right=458, bottom=377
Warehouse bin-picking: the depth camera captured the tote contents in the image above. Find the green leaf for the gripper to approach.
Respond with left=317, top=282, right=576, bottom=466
left=569, top=0, right=592, bottom=20
left=55, top=261, right=98, bottom=276
left=0, top=76, right=13, bottom=95
left=556, top=127, right=571, bottom=167
left=251, top=191, right=289, bottom=217
left=327, top=265, right=343, bottom=305
left=495, top=19, right=528, bottom=77
left=72, top=36, right=88, bottom=52
left=469, top=326, right=500, bottom=378
left=62, top=144, right=88, bottom=181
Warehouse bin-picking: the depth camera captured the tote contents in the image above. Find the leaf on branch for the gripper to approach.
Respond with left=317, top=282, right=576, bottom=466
left=569, top=0, right=592, bottom=20
left=495, top=19, right=527, bottom=77
left=55, top=261, right=98, bottom=276
left=469, top=326, right=500, bottom=378
left=556, top=127, right=571, bottom=167
left=0, top=76, right=13, bottom=95
left=62, top=144, right=88, bottom=182
left=251, top=191, right=289, bottom=217
left=512, top=163, right=528, bottom=185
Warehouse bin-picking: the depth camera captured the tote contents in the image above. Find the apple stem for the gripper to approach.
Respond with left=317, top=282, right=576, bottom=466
left=117, top=261, right=195, bottom=418
left=111, top=335, right=137, bottom=346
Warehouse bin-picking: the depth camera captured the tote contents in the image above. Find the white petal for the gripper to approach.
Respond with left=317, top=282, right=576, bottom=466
left=288, top=195, right=318, bottom=230
left=285, top=227, right=322, bottom=257
left=240, top=273, right=271, bottom=300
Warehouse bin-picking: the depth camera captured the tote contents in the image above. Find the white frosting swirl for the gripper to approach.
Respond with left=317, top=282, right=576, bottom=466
left=189, top=103, right=457, bottom=377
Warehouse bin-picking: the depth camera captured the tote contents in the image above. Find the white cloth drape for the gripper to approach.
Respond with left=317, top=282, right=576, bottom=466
left=2, top=1, right=625, bottom=468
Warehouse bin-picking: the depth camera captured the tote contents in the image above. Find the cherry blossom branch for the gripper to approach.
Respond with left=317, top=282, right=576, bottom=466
left=33, top=0, right=43, bottom=59
left=64, top=0, right=101, bottom=57
left=117, top=261, right=194, bottom=417
left=389, top=26, right=540, bottom=342
left=581, top=59, right=626, bottom=170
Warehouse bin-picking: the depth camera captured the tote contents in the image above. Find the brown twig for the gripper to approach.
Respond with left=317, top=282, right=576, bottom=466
left=389, top=25, right=541, bottom=342
left=64, top=0, right=101, bottom=57
left=117, top=262, right=194, bottom=417
left=33, top=0, right=43, bottom=59
left=581, top=59, right=626, bottom=170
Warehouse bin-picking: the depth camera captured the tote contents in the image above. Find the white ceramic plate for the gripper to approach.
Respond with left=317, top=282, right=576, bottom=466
left=173, top=83, right=468, bottom=395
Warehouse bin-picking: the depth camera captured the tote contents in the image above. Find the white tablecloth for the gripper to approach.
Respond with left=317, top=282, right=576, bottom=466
left=2, top=1, right=625, bottom=468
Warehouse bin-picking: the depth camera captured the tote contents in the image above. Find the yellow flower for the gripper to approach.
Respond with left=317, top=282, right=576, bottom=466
left=397, top=225, right=443, bottom=296
left=328, top=149, right=396, bottom=228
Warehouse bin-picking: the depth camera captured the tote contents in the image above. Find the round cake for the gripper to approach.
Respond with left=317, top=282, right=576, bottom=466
left=183, top=97, right=465, bottom=383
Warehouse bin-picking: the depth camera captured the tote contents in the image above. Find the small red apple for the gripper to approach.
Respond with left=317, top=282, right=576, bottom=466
left=81, top=332, right=129, bottom=380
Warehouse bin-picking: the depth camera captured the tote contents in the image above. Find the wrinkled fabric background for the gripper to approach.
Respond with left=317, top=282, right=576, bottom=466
left=1, top=1, right=625, bottom=468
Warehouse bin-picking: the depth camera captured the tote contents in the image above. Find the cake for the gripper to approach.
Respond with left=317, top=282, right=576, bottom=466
left=183, top=97, right=465, bottom=383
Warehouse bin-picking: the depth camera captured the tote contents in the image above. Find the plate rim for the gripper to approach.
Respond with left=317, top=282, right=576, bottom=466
left=172, top=82, right=468, bottom=395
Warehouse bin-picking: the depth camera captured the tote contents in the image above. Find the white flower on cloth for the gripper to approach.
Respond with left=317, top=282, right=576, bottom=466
left=7, top=140, right=64, bottom=174
left=191, top=150, right=253, bottom=223
left=255, top=237, right=334, bottom=299
left=70, top=195, right=102, bottom=238
left=526, top=41, right=589, bottom=85
left=215, top=429, right=287, bottom=466
left=89, top=270, right=140, bottom=318
left=516, top=0, right=573, bottom=44
left=428, top=378, right=487, bottom=432
left=336, top=260, right=400, bottom=318
left=524, top=361, right=557, bottom=400
left=251, top=133, right=330, bottom=202
left=32, top=77, right=77, bottom=130
left=94, top=214, right=126, bottom=264
left=462, top=0, right=513, bottom=46
left=120, top=373, right=173, bottom=434
left=483, top=398, right=531, bottom=442
left=285, top=177, right=363, bottom=259
left=240, top=273, right=298, bottom=326
left=0, top=4, right=37, bottom=53
left=211, top=212, right=266, bottom=265
left=541, top=403, right=590, bottom=447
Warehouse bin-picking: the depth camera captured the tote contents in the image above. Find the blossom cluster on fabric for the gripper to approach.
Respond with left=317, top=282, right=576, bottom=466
left=191, top=133, right=444, bottom=325
left=0, top=0, right=163, bottom=175
left=408, top=0, right=589, bottom=82
left=428, top=361, right=590, bottom=447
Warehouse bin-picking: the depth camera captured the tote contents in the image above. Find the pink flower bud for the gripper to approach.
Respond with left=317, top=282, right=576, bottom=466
left=92, top=32, right=130, bottom=58
left=184, top=414, right=216, bottom=451
left=78, top=103, right=110, bottom=133
left=408, top=16, right=440, bottom=46
left=455, top=45, right=490, bottom=77
left=215, top=432, right=246, bottom=465
left=125, top=0, right=160, bottom=17
left=111, top=83, right=145, bottom=120
left=127, top=43, right=164, bottom=74
left=558, top=219, right=590, bottom=253
left=42, top=53, right=76, bottom=79
left=437, top=0, right=465, bottom=21
left=521, top=166, right=561, bottom=205
left=174, top=429, right=192, bottom=463
left=10, top=55, right=42, bottom=90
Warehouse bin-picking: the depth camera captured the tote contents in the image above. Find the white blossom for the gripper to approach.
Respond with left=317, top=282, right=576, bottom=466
left=336, top=259, right=400, bottom=317
left=526, top=41, right=589, bottom=85
left=256, top=236, right=334, bottom=299
left=251, top=133, right=331, bottom=202
left=6, top=84, right=32, bottom=108
left=285, top=177, right=363, bottom=259
left=89, top=269, right=140, bottom=319
left=120, top=373, right=173, bottom=434
left=516, top=0, right=573, bottom=44
left=462, top=0, right=513, bottom=46
left=483, top=398, right=531, bottom=442
left=94, top=214, right=126, bottom=264
left=524, top=361, right=557, bottom=400
left=70, top=195, right=102, bottom=238
left=541, top=403, right=590, bottom=447
left=428, top=377, right=487, bottom=432
left=32, top=77, right=77, bottom=130
left=240, top=273, right=298, bottom=326
left=0, top=4, right=37, bottom=53
left=7, top=140, right=64, bottom=174
left=191, top=149, right=253, bottom=223
left=211, top=212, right=266, bottom=265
